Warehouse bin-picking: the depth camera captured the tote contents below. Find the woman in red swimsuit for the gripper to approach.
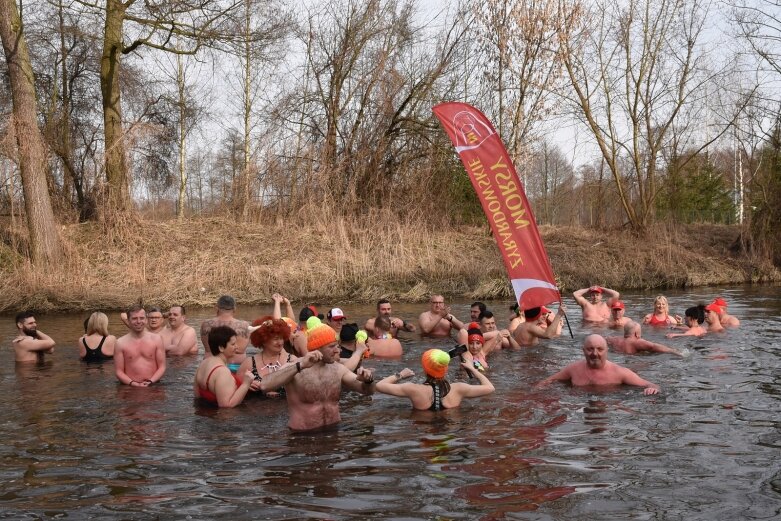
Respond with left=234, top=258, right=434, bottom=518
left=193, top=325, right=254, bottom=407
left=642, top=295, right=681, bottom=327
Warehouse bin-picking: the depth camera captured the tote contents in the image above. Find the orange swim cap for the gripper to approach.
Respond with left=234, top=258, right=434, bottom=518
left=305, top=317, right=337, bottom=351
left=421, top=349, right=450, bottom=379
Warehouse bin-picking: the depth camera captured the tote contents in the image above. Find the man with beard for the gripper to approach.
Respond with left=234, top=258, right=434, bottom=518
left=259, top=317, right=376, bottom=431
left=364, top=299, right=417, bottom=337
left=115, top=305, right=166, bottom=387
left=536, top=334, right=660, bottom=395
left=13, top=311, right=56, bottom=362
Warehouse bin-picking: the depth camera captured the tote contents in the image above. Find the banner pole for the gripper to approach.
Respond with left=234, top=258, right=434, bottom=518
left=563, top=310, right=574, bottom=338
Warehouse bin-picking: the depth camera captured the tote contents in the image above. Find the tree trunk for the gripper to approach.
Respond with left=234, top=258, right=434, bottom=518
left=176, top=53, right=187, bottom=220
left=100, top=0, right=131, bottom=216
left=0, top=0, right=63, bottom=265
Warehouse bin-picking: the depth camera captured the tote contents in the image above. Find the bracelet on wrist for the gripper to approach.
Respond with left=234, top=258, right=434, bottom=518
left=296, top=361, right=302, bottom=373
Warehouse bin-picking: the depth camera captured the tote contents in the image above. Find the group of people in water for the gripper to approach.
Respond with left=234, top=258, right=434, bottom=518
left=10, top=287, right=739, bottom=431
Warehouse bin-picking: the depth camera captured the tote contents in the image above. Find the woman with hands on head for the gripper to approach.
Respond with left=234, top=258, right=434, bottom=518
left=375, top=349, right=495, bottom=410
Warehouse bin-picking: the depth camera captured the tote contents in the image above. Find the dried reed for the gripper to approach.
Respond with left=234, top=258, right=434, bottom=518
left=0, top=217, right=777, bottom=313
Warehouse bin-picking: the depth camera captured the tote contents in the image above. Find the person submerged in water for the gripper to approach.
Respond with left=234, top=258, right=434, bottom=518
left=666, top=306, right=707, bottom=338
left=573, top=286, right=620, bottom=322
left=374, top=349, right=494, bottom=411
left=536, top=334, right=660, bottom=395
left=607, top=322, right=683, bottom=356
left=238, top=316, right=294, bottom=398
left=78, top=311, right=116, bottom=362
left=711, top=297, right=740, bottom=327
left=193, top=325, right=254, bottom=407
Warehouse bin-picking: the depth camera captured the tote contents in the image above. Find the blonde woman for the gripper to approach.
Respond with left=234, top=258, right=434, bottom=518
left=642, top=295, right=680, bottom=327
left=78, top=312, right=116, bottom=362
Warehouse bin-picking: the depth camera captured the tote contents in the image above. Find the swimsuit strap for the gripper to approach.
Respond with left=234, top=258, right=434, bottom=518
left=429, top=382, right=442, bottom=411
left=96, top=335, right=107, bottom=349
left=251, top=356, right=261, bottom=381
left=82, top=337, right=90, bottom=350
left=205, top=364, right=228, bottom=388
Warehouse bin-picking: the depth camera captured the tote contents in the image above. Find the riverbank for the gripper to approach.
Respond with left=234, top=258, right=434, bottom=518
left=0, top=216, right=777, bottom=313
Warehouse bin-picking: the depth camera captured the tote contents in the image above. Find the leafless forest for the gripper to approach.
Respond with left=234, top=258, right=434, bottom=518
left=2, top=0, right=781, bottom=268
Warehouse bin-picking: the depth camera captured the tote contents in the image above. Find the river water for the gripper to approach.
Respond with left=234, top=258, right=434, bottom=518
left=0, top=286, right=779, bottom=520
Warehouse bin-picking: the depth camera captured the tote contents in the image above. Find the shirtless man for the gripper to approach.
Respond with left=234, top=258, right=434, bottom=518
left=607, top=301, right=632, bottom=329
left=607, top=322, right=682, bottom=356
left=508, top=303, right=525, bottom=334
left=458, top=310, right=518, bottom=350
left=259, top=318, right=376, bottom=431
left=573, top=286, right=620, bottom=322
left=512, top=303, right=566, bottom=347
left=115, top=306, right=166, bottom=386
left=364, top=299, right=417, bottom=337
left=13, top=311, right=56, bottom=363
left=120, top=306, right=165, bottom=334
left=712, top=297, right=740, bottom=327
left=418, top=295, right=465, bottom=337
left=470, top=302, right=487, bottom=322
left=200, top=295, right=250, bottom=357
left=159, top=305, right=198, bottom=355
left=537, top=334, right=660, bottom=395
left=703, top=303, right=725, bottom=333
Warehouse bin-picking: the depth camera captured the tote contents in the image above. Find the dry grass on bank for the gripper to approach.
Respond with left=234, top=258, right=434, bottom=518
left=0, top=215, right=777, bottom=313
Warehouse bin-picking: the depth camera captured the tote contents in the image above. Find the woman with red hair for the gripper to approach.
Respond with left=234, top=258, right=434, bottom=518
left=238, top=315, right=294, bottom=398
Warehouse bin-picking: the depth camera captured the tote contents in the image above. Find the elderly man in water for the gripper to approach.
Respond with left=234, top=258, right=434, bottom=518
left=536, top=334, right=660, bottom=395
left=259, top=317, right=376, bottom=431
left=418, top=294, right=465, bottom=337
left=115, top=305, right=166, bottom=387
left=607, top=301, right=633, bottom=329
left=607, top=322, right=683, bottom=356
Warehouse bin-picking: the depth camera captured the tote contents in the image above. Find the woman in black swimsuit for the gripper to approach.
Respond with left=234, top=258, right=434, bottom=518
left=78, top=312, right=116, bottom=362
left=375, top=349, right=495, bottom=410
left=237, top=316, right=293, bottom=398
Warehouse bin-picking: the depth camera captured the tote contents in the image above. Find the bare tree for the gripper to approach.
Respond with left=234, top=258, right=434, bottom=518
left=558, top=0, right=750, bottom=230
left=68, top=0, right=242, bottom=221
left=469, top=0, right=571, bottom=174
left=221, top=0, right=290, bottom=219
left=0, top=0, right=63, bottom=264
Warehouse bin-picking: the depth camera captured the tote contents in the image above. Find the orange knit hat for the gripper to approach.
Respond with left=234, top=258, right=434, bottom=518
left=282, top=317, right=298, bottom=334
left=306, top=317, right=337, bottom=351
left=421, top=349, right=450, bottom=379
